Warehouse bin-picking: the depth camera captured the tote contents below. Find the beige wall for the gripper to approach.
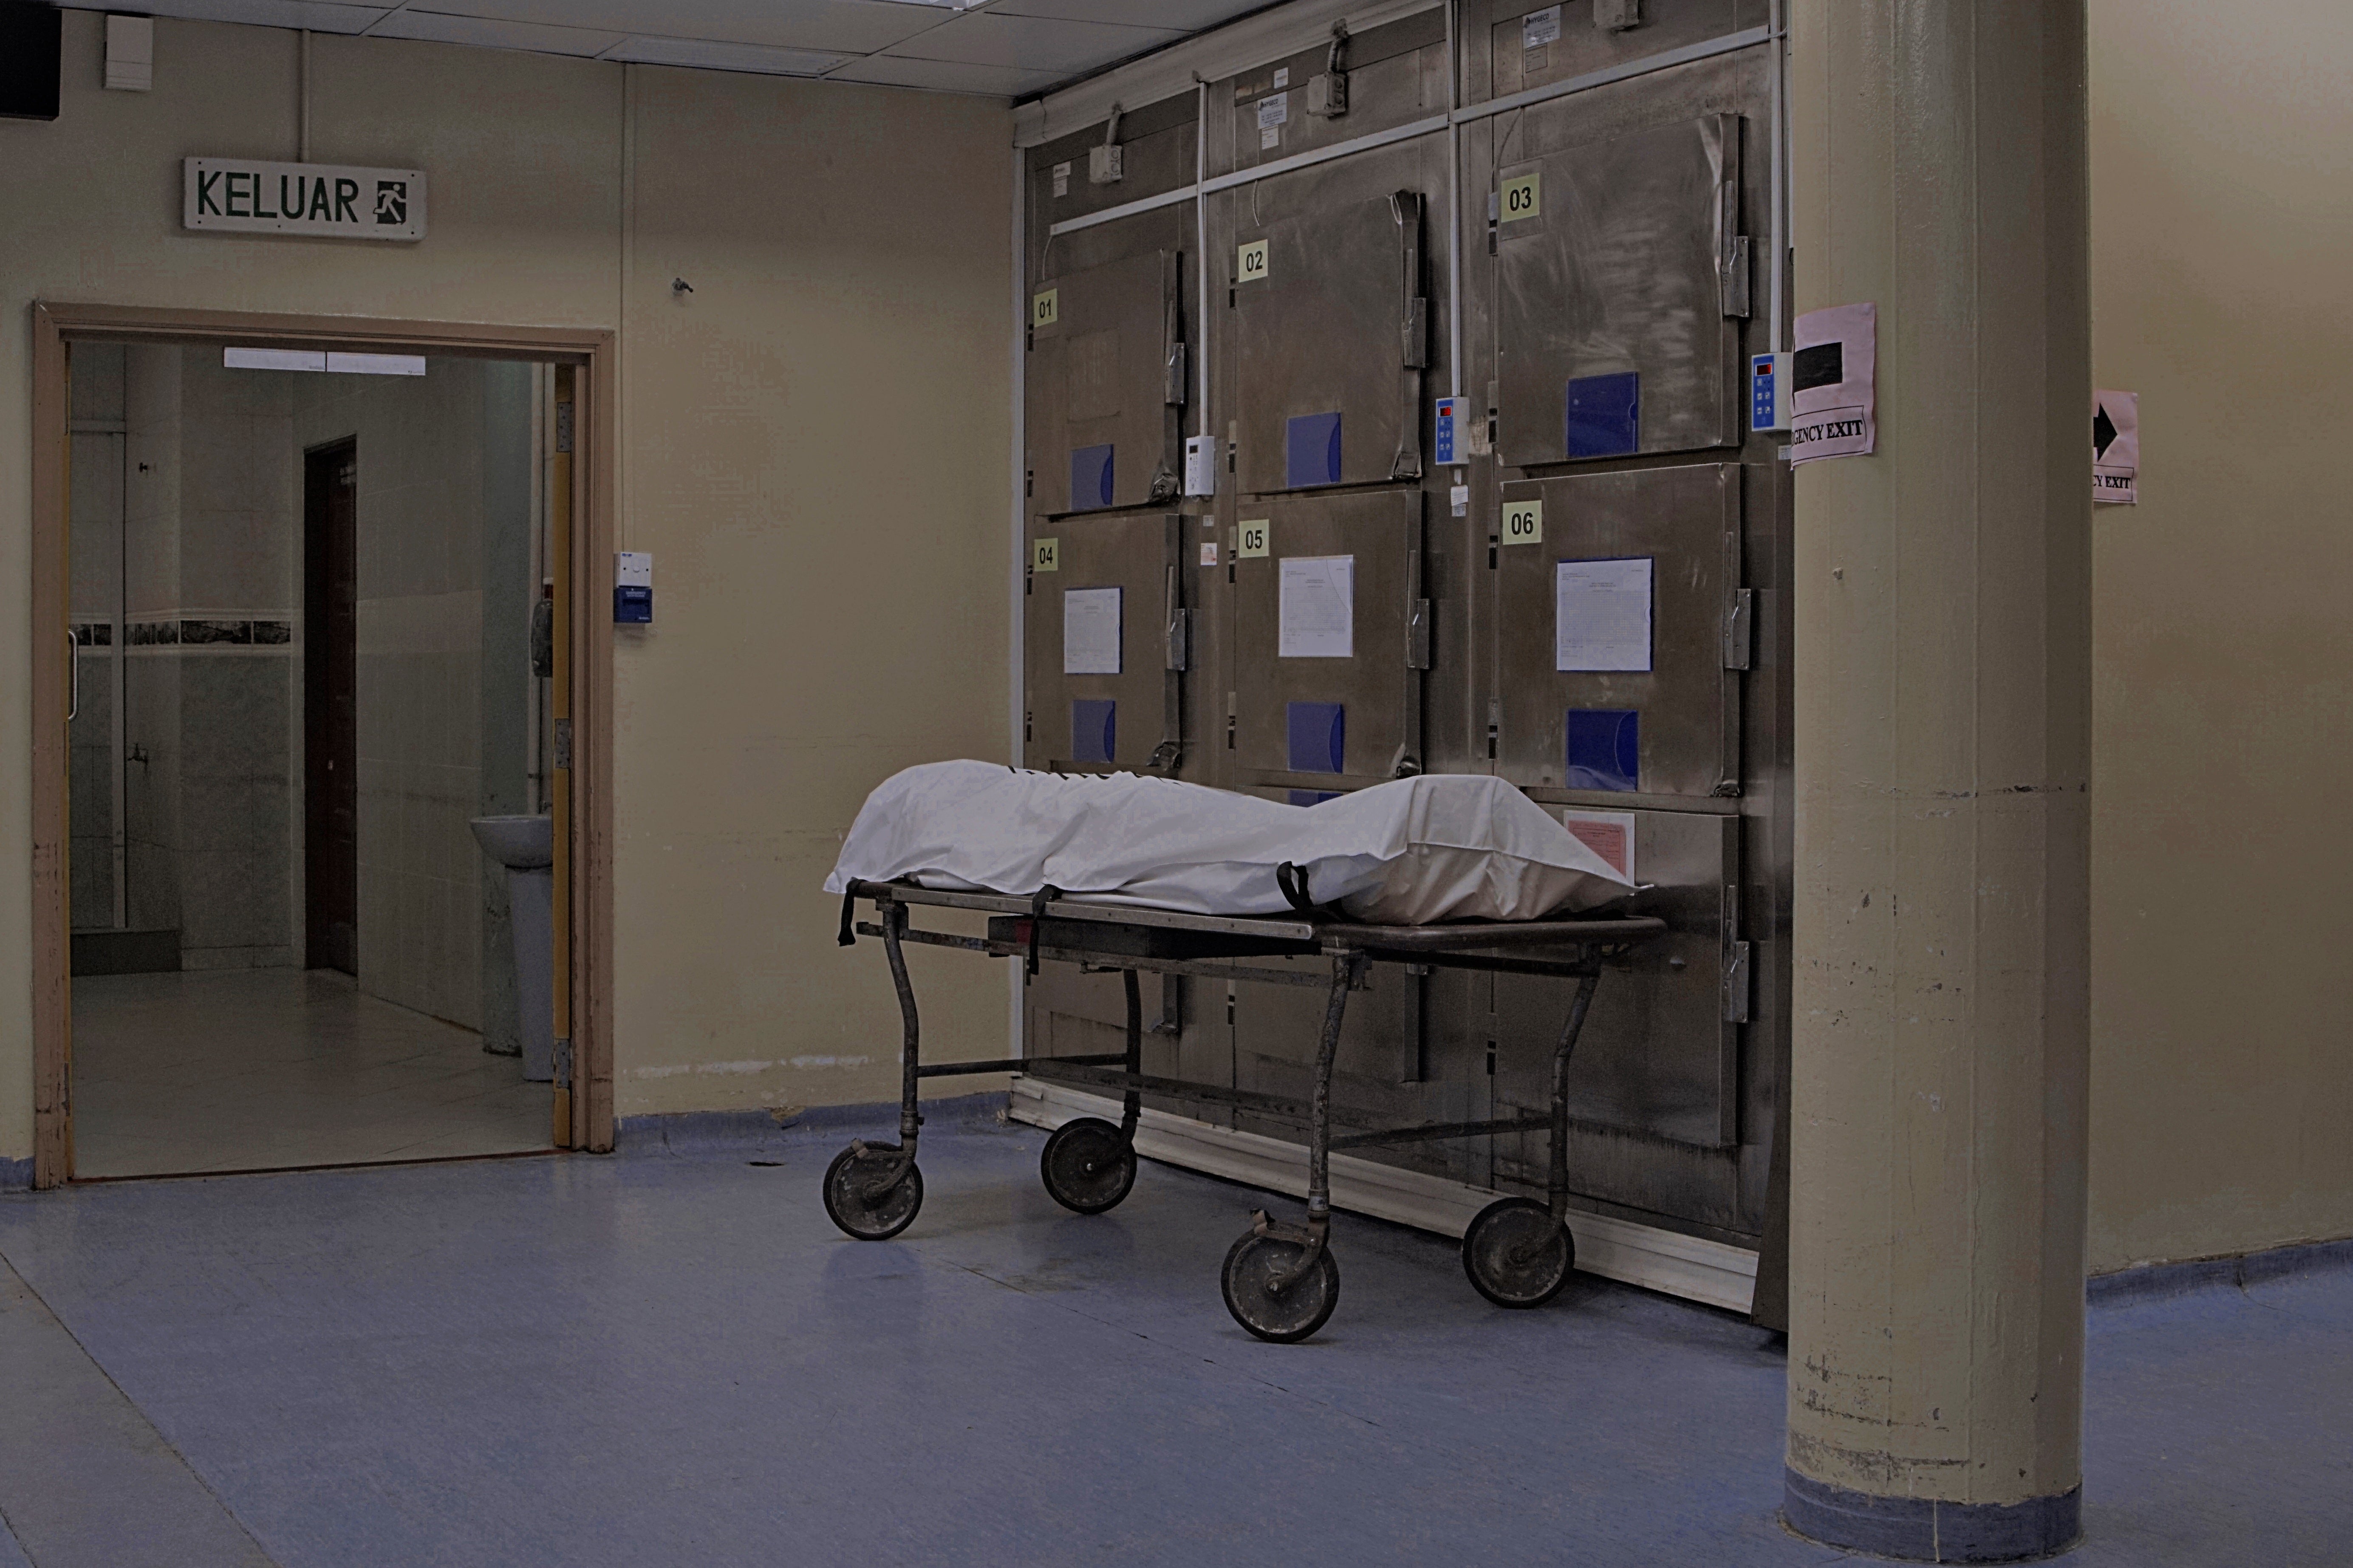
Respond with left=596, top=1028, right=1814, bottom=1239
left=2086, top=0, right=2353, bottom=1269
left=0, top=11, right=1014, bottom=1162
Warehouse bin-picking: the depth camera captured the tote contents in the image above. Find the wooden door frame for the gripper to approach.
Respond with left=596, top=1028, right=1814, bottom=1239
left=28, top=301, right=618, bottom=1186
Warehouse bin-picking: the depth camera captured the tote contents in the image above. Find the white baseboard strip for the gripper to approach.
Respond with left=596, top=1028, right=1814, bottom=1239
left=1007, top=1076, right=1758, bottom=1315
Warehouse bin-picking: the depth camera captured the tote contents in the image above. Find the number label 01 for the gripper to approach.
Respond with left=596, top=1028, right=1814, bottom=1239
left=1032, top=289, right=1059, bottom=328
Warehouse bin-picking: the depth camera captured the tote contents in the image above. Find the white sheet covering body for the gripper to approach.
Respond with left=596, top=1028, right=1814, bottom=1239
left=824, top=762, right=1633, bottom=924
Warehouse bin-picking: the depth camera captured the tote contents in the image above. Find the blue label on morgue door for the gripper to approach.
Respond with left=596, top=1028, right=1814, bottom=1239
left=1071, top=444, right=1115, bottom=510
left=1071, top=699, right=1116, bottom=765
left=1566, top=708, right=1639, bottom=792
left=1565, top=372, right=1640, bottom=459
left=1285, top=412, right=1343, bottom=489
left=1287, top=701, right=1346, bottom=775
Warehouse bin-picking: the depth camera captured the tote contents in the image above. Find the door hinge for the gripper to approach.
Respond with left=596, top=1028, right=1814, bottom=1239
left=554, top=400, right=574, bottom=454
left=1722, top=588, right=1755, bottom=670
left=1166, top=607, right=1193, bottom=672
left=1486, top=698, right=1501, bottom=760
left=1721, top=234, right=1753, bottom=319
left=552, top=1036, right=575, bottom=1088
left=552, top=718, right=573, bottom=770
left=1165, top=342, right=1188, bottom=407
left=1722, top=942, right=1752, bottom=1024
left=1401, top=297, right=1428, bottom=370
left=1722, top=880, right=1750, bottom=1023
left=1406, top=599, right=1432, bottom=670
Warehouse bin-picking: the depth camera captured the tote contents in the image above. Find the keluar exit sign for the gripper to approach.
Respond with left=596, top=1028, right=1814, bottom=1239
left=183, top=158, right=426, bottom=242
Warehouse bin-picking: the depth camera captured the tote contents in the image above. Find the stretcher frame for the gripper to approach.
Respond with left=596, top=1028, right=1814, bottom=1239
left=829, top=877, right=1665, bottom=1341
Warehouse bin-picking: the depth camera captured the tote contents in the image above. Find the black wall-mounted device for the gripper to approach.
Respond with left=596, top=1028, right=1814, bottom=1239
left=0, top=2, right=62, bottom=123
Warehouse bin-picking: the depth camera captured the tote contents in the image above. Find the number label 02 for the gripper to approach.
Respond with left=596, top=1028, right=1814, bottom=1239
left=1236, top=239, right=1270, bottom=284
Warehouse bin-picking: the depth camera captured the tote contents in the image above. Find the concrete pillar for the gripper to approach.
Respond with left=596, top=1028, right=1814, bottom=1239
left=1782, top=3, right=2092, bottom=1562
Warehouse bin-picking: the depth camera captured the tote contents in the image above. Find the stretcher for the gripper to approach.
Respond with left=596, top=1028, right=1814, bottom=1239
left=825, top=878, right=1665, bottom=1343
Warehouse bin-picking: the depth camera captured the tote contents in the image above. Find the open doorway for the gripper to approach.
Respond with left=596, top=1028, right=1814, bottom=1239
left=35, top=308, right=612, bottom=1184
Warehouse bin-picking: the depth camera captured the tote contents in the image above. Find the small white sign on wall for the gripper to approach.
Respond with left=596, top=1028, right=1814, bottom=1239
left=2093, top=389, right=2138, bottom=505
left=1788, top=302, right=1876, bottom=464
left=184, top=158, right=426, bottom=241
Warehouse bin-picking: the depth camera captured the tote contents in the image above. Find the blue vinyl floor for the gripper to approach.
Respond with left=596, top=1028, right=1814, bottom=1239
left=0, top=1102, right=2347, bottom=1567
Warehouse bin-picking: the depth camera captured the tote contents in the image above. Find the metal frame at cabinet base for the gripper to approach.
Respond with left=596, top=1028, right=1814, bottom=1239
left=1007, top=1074, right=1758, bottom=1314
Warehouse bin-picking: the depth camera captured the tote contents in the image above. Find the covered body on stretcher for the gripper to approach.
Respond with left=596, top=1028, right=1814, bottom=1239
left=819, top=762, right=1664, bottom=1342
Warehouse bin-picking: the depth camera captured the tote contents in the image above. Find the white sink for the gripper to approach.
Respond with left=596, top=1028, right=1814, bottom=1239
left=469, top=814, right=553, bottom=870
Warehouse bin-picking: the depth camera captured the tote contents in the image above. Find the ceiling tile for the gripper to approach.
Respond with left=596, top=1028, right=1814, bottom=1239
left=136, top=0, right=390, bottom=33
left=887, top=10, right=1183, bottom=74
left=824, top=53, right=1065, bottom=97
left=605, top=37, right=852, bottom=76
left=369, top=10, right=625, bottom=55
left=982, top=0, right=1263, bottom=31
left=411, top=0, right=955, bottom=55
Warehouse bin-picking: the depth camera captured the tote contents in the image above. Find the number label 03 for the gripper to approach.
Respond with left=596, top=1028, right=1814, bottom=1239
left=1500, top=172, right=1541, bottom=223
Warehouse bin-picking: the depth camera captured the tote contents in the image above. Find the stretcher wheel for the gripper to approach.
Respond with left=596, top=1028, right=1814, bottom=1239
left=1221, top=1230, right=1340, bottom=1343
left=1039, top=1117, right=1137, bottom=1215
left=1462, top=1196, right=1573, bottom=1309
left=821, top=1145, right=923, bottom=1241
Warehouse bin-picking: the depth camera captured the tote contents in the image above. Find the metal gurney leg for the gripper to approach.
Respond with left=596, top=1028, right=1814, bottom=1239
left=820, top=898, right=928, bottom=1240
left=1460, top=968, right=1601, bottom=1309
left=1036, top=969, right=1144, bottom=1215
left=1218, top=952, right=1362, bottom=1343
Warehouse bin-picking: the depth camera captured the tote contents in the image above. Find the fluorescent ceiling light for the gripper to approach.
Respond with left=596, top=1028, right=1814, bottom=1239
left=223, top=348, right=428, bottom=375
left=327, top=352, right=428, bottom=376
left=224, top=347, right=327, bottom=371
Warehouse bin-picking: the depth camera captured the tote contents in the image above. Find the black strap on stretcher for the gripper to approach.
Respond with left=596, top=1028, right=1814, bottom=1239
left=1274, top=862, right=1317, bottom=914
left=1025, top=885, right=1061, bottom=975
left=837, top=889, right=859, bottom=947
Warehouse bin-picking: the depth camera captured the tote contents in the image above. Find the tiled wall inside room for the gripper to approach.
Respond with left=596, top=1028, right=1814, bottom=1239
left=293, top=360, right=537, bottom=1037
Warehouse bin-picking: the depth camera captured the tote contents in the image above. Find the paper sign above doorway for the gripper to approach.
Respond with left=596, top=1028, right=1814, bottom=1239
left=2093, top=389, right=2138, bottom=505
left=184, top=158, right=426, bottom=241
left=1788, top=302, right=1876, bottom=464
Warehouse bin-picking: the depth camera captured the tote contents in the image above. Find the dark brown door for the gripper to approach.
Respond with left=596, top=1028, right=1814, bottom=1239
left=303, top=440, right=358, bottom=975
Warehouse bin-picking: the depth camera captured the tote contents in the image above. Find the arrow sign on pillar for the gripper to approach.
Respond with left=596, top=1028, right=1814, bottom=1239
left=2092, top=401, right=2118, bottom=460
